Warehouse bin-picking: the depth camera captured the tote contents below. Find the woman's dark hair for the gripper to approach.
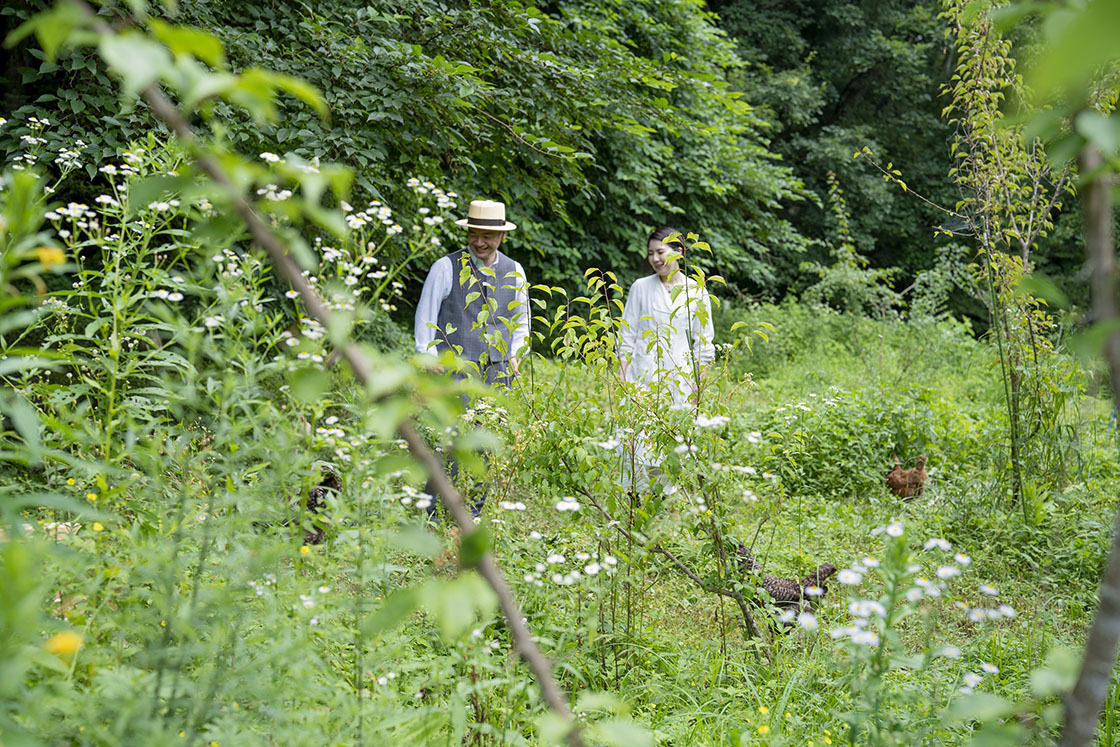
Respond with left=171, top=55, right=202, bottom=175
left=648, top=225, right=685, bottom=249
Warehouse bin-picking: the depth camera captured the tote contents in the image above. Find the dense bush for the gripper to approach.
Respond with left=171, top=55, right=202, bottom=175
left=1, top=0, right=808, bottom=301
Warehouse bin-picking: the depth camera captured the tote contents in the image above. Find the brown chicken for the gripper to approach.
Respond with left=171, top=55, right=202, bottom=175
left=886, top=454, right=927, bottom=499
left=737, top=544, right=837, bottom=610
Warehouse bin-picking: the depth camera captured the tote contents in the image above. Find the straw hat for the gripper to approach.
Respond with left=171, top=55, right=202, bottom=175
left=454, top=200, right=517, bottom=231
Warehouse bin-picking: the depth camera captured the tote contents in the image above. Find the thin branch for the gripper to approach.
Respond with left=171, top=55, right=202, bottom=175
left=856, top=151, right=970, bottom=223
left=79, top=6, right=583, bottom=741
left=1060, top=145, right=1120, bottom=747
left=564, top=475, right=768, bottom=648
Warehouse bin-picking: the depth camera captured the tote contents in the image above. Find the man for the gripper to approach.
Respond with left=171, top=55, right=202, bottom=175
left=414, top=199, right=529, bottom=382
left=413, top=199, right=529, bottom=520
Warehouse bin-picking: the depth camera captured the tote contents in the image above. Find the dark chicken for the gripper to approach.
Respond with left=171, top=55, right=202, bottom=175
left=293, top=464, right=340, bottom=544
left=736, top=543, right=837, bottom=610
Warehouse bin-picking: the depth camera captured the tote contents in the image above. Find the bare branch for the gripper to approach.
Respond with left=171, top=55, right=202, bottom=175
left=564, top=475, right=768, bottom=648
left=1061, top=145, right=1120, bottom=747
left=75, top=5, right=583, bottom=740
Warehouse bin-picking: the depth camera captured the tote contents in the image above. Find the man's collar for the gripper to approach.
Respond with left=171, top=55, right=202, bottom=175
left=467, top=249, right=501, bottom=269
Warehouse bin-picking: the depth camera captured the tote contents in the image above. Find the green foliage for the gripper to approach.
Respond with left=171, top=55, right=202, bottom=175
left=2, top=5, right=1119, bottom=746
left=800, top=171, right=901, bottom=318
left=2, top=0, right=808, bottom=299
left=710, top=0, right=958, bottom=293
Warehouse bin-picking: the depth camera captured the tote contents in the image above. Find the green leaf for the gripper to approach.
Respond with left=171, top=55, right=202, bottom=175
left=1029, top=646, right=1079, bottom=697
left=946, top=692, right=1018, bottom=722
left=5, top=1, right=84, bottom=64
left=230, top=68, right=328, bottom=123
left=1, top=393, right=41, bottom=455
left=1016, top=273, right=1070, bottom=308
left=1026, top=1, right=1120, bottom=103
left=1074, top=110, right=1120, bottom=155
left=361, top=586, right=420, bottom=636
left=588, top=719, right=653, bottom=747
left=99, top=31, right=173, bottom=96
left=148, top=18, right=225, bottom=67
left=0, top=490, right=93, bottom=516
left=126, top=174, right=194, bottom=217
left=964, top=720, right=1027, bottom=746
left=385, top=525, right=441, bottom=558
left=458, top=526, right=489, bottom=568
left=421, top=574, right=496, bottom=641
left=288, top=366, right=331, bottom=404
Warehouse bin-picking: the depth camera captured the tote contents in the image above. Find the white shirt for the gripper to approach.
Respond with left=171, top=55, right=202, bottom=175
left=619, top=274, right=715, bottom=401
left=414, top=251, right=530, bottom=357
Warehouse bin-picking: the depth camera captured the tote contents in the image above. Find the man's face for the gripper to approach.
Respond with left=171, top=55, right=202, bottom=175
left=647, top=239, right=681, bottom=280
left=467, top=228, right=505, bottom=266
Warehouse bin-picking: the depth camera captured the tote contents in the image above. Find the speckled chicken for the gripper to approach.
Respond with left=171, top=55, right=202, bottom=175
left=736, top=544, right=837, bottom=610
left=886, top=454, right=927, bottom=499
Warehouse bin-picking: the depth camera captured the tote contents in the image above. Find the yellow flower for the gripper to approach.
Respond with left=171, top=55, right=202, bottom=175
left=825, top=739, right=832, bottom=745
left=758, top=725, right=770, bottom=735
left=92, top=522, right=104, bottom=532
left=299, top=545, right=310, bottom=555
left=67, top=478, right=76, bottom=486
left=36, top=246, right=66, bottom=269
left=786, top=712, right=791, bottom=719
left=808, top=742, right=814, bottom=746
left=86, top=492, right=97, bottom=502
left=179, top=732, right=186, bottom=738
left=45, top=631, right=82, bottom=656
left=758, top=706, right=769, bottom=715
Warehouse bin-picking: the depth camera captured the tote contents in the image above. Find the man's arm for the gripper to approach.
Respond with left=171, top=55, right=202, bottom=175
left=414, top=256, right=452, bottom=354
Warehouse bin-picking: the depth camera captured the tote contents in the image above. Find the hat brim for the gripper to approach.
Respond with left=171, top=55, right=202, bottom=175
left=455, top=218, right=517, bottom=231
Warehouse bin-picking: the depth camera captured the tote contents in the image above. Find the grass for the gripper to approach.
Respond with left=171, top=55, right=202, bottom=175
left=4, top=268, right=1119, bottom=744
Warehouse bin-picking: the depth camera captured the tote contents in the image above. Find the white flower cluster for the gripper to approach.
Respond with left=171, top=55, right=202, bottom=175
left=98, top=163, right=139, bottom=178
left=343, top=199, right=397, bottom=231
left=257, top=184, right=293, bottom=201
left=406, top=177, right=458, bottom=210
left=247, top=573, right=277, bottom=597
left=54, top=142, right=86, bottom=169
left=777, top=609, right=819, bottom=630
left=212, top=248, right=263, bottom=282
left=871, top=521, right=905, bottom=538
left=54, top=202, right=97, bottom=220
left=958, top=664, right=1000, bottom=694
left=399, top=485, right=433, bottom=510
left=10, top=152, right=38, bottom=170
left=45, top=202, right=99, bottom=240
left=554, top=498, right=580, bottom=512
left=694, top=413, right=730, bottom=429
left=965, top=603, right=1017, bottom=622
left=524, top=552, right=616, bottom=587
left=150, top=289, right=185, bottom=302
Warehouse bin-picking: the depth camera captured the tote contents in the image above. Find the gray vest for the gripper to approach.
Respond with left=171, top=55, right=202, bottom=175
left=434, top=249, right=521, bottom=366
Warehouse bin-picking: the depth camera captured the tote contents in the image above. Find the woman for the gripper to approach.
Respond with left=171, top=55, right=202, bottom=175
left=619, top=226, right=716, bottom=406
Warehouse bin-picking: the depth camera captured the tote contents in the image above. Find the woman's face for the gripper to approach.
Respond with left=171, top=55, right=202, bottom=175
left=647, top=239, right=681, bottom=280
